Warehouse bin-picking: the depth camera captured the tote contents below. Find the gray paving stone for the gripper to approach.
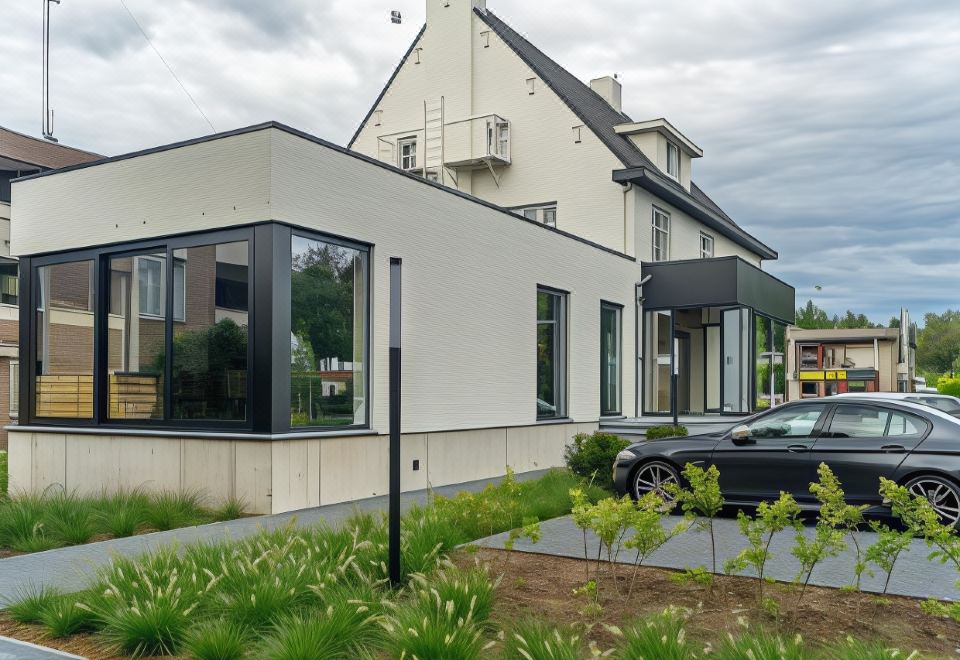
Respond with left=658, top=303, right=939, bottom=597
left=0, top=637, right=84, bottom=659
left=0, top=470, right=548, bottom=605
left=476, top=515, right=960, bottom=601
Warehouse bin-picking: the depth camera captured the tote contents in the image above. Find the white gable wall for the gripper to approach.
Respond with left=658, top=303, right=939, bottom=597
left=351, top=2, right=631, bottom=255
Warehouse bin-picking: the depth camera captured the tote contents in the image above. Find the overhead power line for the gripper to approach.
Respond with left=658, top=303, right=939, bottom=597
left=119, top=0, right=216, bottom=133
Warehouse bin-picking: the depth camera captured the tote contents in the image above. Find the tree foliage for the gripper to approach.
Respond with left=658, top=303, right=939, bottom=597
left=917, top=310, right=960, bottom=376
left=794, top=300, right=881, bottom=330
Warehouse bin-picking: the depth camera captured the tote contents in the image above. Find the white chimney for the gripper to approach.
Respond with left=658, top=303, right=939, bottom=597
left=590, top=76, right=622, bottom=113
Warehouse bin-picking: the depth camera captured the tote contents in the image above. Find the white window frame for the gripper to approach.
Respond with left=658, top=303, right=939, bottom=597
left=137, top=256, right=185, bottom=321
left=652, top=207, right=671, bottom=262
left=699, top=232, right=715, bottom=259
left=137, top=256, right=164, bottom=318
left=666, top=141, right=680, bottom=180
left=516, top=204, right=557, bottom=228
left=398, top=137, right=417, bottom=171
left=9, top=359, right=18, bottom=418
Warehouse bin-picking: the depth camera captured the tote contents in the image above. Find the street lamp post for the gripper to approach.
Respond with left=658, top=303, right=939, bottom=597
left=388, top=257, right=402, bottom=586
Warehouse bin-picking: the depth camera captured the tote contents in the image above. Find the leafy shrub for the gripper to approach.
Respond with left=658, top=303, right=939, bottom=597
left=668, top=463, right=725, bottom=575
left=937, top=376, right=960, bottom=398
left=501, top=618, right=581, bottom=660
left=724, top=492, right=801, bottom=606
left=644, top=425, right=689, bottom=441
left=792, top=464, right=848, bottom=605
left=0, top=450, right=8, bottom=499
left=564, top=432, right=629, bottom=489
left=813, top=463, right=869, bottom=590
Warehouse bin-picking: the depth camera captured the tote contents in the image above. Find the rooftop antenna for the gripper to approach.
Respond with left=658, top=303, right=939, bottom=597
left=390, top=10, right=402, bottom=24
left=42, top=0, right=61, bottom=142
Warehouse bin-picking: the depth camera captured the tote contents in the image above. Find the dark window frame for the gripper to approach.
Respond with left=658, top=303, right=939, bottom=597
left=288, top=228, right=372, bottom=433
left=536, top=285, right=568, bottom=420
left=600, top=301, right=623, bottom=417
left=24, top=227, right=256, bottom=432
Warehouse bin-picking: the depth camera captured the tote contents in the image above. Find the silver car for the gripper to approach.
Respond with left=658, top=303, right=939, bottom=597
left=833, top=392, right=960, bottom=418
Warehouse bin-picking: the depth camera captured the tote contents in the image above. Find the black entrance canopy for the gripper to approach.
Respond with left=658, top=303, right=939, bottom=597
left=641, top=256, right=795, bottom=323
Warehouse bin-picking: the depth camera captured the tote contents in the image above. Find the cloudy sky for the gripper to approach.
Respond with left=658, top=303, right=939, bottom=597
left=2, top=0, right=958, bottom=324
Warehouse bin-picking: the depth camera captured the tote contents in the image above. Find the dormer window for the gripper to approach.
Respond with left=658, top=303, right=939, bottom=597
left=666, top=141, right=680, bottom=180
left=398, top=138, right=417, bottom=171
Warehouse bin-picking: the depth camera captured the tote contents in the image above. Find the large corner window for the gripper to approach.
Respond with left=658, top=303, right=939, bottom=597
left=35, top=260, right=95, bottom=419
left=652, top=208, right=670, bottom=262
left=537, top=287, right=566, bottom=419
left=290, top=234, right=368, bottom=428
left=600, top=302, right=622, bottom=416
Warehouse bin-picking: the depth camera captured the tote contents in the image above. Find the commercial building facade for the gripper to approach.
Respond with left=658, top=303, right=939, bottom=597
left=786, top=320, right=918, bottom=401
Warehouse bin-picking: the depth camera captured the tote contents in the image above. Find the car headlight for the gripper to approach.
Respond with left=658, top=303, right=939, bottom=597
left=615, top=449, right=635, bottom=462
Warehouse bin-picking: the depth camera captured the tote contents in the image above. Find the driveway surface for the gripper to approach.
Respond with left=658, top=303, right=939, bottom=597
left=476, top=514, right=960, bottom=601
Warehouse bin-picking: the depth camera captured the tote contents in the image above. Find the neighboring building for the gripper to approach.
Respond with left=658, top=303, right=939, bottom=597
left=9, top=123, right=640, bottom=513
left=786, top=312, right=918, bottom=400
left=0, top=126, right=100, bottom=448
left=350, top=0, right=794, bottom=421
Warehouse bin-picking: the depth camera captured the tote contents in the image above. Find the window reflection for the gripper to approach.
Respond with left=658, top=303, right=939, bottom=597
left=290, top=236, right=367, bottom=427
left=35, top=260, right=95, bottom=418
left=170, top=241, right=248, bottom=421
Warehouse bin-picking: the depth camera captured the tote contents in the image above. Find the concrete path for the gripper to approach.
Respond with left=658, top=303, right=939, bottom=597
left=0, top=637, right=84, bottom=659
left=476, top=515, right=960, bottom=601
left=0, top=470, right=549, bottom=604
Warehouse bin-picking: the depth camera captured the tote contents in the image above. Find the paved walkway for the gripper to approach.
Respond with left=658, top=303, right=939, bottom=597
left=0, top=470, right=548, bottom=604
left=477, top=515, right=960, bottom=601
left=0, top=637, right=83, bottom=659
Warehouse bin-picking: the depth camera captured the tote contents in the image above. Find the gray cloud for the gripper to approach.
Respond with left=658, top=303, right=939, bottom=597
left=1, top=0, right=957, bottom=323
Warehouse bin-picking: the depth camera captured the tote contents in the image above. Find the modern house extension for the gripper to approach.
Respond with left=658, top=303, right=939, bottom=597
left=0, top=126, right=100, bottom=449
left=8, top=122, right=639, bottom=514
left=349, top=0, right=794, bottom=424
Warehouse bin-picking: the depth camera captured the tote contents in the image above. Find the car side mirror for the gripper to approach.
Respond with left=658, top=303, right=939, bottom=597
left=731, top=424, right=754, bottom=445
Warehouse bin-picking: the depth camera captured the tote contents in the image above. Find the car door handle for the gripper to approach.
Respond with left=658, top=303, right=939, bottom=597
left=881, top=444, right=906, bottom=453
left=787, top=444, right=810, bottom=453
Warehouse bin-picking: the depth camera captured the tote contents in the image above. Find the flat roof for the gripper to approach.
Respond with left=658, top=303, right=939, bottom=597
left=13, top=121, right=636, bottom=263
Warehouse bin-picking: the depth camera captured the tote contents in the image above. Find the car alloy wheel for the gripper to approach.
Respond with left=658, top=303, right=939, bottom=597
left=632, top=461, right=679, bottom=501
left=905, top=476, right=960, bottom=526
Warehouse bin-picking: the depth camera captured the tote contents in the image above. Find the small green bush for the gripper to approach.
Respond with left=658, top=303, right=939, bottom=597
left=937, top=376, right=960, bottom=398
left=644, top=425, right=689, bottom=440
left=40, top=597, right=97, bottom=638
left=501, top=618, right=581, bottom=659
left=6, top=584, right=63, bottom=624
left=713, top=628, right=806, bottom=659
left=0, top=450, right=8, bottom=499
left=564, top=432, right=629, bottom=489
left=183, top=620, right=250, bottom=660
left=610, top=607, right=697, bottom=659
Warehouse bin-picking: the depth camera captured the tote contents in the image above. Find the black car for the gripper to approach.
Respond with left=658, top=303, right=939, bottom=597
left=613, top=397, right=960, bottom=524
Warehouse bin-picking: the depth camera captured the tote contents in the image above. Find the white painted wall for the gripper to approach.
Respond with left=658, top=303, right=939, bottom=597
left=632, top=186, right=761, bottom=265
left=12, top=126, right=640, bottom=435
left=350, top=2, right=634, bottom=255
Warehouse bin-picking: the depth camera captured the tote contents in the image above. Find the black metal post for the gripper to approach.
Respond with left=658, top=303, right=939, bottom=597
left=672, top=336, right=679, bottom=428
left=388, top=257, right=402, bottom=586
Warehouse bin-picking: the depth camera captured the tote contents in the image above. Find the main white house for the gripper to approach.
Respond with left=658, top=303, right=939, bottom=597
left=350, top=0, right=793, bottom=420
left=6, top=1, right=793, bottom=514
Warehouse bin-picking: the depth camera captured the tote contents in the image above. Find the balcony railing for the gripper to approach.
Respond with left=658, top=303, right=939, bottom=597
left=443, top=114, right=510, bottom=168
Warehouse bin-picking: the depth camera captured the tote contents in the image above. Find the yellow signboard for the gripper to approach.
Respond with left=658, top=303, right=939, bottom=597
left=799, top=371, right=824, bottom=381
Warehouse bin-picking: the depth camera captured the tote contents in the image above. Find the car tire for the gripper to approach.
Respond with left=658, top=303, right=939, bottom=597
left=904, top=474, right=960, bottom=526
left=631, top=460, right=680, bottom=502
